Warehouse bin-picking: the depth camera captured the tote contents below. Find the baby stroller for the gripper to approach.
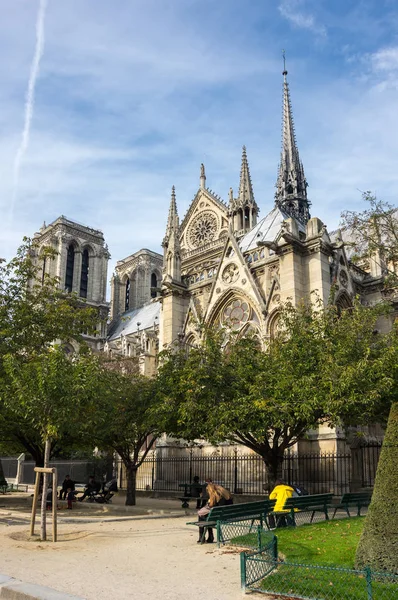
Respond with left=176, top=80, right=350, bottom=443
left=94, top=479, right=118, bottom=504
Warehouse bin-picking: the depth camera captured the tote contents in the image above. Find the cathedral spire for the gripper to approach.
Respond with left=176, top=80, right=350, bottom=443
left=228, top=146, right=258, bottom=234
left=275, top=55, right=310, bottom=223
left=200, top=163, right=206, bottom=189
left=162, top=186, right=181, bottom=282
left=163, top=186, right=179, bottom=247
left=238, top=145, right=257, bottom=211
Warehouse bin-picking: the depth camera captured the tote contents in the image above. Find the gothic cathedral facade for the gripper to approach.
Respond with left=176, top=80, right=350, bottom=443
left=32, top=70, right=387, bottom=451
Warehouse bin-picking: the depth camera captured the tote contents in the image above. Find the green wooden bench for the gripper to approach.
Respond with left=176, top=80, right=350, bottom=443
left=331, top=492, right=371, bottom=518
left=187, top=499, right=276, bottom=545
left=269, top=493, right=334, bottom=528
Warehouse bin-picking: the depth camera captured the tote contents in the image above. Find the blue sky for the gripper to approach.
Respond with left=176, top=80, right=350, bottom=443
left=1, top=0, right=398, bottom=288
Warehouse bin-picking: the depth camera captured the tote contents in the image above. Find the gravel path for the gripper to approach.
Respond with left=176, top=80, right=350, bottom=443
left=0, top=513, right=260, bottom=600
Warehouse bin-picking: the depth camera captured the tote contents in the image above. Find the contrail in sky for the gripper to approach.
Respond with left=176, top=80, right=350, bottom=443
left=11, top=0, right=48, bottom=218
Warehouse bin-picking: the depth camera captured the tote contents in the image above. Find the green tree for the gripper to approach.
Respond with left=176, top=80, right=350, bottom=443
left=341, top=192, right=398, bottom=286
left=158, top=300, right=394, bottom=490
left=91, top=369, right=164, bottom=506
left=0, top=239, right=100, bottom=466
left=2, top=347, right=102, bottom=540
left=355, top=402, right=398, bottom=573
left=341, top=195, right=398, bottom=573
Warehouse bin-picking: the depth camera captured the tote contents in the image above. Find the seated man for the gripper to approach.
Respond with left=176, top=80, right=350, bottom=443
left=190, top=476, right=204, bottom=510
left=101, top=478, right=118, bottom=502
left=269, top=480, right=295, bottom=528
left=78, top=476, right=99, bottom=502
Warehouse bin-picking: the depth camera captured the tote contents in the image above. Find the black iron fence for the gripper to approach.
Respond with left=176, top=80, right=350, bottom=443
left=123, top=443, right=382, bottom=496
left=2, top=442, right=382, bottom=495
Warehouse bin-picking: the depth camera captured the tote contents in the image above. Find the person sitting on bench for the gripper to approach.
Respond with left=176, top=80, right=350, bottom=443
left=269, top=479, right=295, bottom=528
left=197, top=483, right=233, bottom=543
left=78, top=476, right=100, bottom=502
left=190, top=476, right=205, bottom=509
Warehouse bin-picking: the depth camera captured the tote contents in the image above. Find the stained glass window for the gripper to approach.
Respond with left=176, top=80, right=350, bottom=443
left=223, top=299, right=250, bottom=330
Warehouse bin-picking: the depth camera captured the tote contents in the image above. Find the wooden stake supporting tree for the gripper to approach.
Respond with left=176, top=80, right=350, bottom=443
left=30, top=466, right=58, bottom=542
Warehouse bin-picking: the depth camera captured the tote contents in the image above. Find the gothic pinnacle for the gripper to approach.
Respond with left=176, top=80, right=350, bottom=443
left=163, top=185, right=179, bottom=246
left=238, top=145, right=257, bottom=211
left=275, top=56, right=310, bottom=223
left=200, top=163, right=206, bottom=189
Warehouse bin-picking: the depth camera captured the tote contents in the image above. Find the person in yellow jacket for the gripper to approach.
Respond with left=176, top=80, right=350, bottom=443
left=269, top=480, right=295, bottom=528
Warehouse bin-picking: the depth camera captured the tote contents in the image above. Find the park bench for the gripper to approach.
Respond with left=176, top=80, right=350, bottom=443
left=178, top=482, right=207, bottom=508
left=268, top=493, right=333, bottom=528
left=331, top=492, right=371, bottom=518
left=187, top=499, right=276, bottom=545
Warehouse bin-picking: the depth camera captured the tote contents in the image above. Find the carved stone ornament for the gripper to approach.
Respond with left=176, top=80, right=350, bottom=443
left=339, top=269, right=348, bottom=288
left=223, top=299, right=250, bottom=330
left=222, top=263, right=239, bottom=284
left=188, top=211, right=218, bottom=248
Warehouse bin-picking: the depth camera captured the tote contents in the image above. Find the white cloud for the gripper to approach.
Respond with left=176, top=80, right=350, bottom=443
left=278, top=0, right=326, bottom=37
left=2, top=0, right=398, bottom=298
left=369, top=46, right=398, bottom=72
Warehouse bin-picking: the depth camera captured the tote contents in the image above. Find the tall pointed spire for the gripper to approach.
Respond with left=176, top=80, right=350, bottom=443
left=162, top=186, right=181, bottom=282
left=228, top=146, right=259, bottom=234
left=200, top=163, right=206, bottom=189
left=163, top=185, right=179, bottom=247
left=275, top=54, right=310, bottom=223
left=238, top=146, right=257, bottom=209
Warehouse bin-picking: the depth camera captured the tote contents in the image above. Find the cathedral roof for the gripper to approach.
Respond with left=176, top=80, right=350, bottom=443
left=239, top=206, right=305, bottom=253
left=108, top=301, right=160, bottom=340
left=329, top=228, right=366, bottom=261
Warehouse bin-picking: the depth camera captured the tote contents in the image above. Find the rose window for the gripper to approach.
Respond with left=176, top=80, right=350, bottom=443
left=188, top=211, right=217, bottom=248
left=223, top=299, right=250, bottom=330
left=222, top=263, right=239, bottom=284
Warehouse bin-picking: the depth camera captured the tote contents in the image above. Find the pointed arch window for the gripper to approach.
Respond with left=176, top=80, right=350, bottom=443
left=80, top=249, right=89, bottom=298
left=151, top=273, right=157, bottom=298
left=125, top=278, right=130, bottom=312
left=65, top=244, right=75, bottom=292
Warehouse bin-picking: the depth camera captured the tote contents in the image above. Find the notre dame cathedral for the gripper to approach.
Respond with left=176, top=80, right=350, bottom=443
left=32, top=69, right=387, bottom=452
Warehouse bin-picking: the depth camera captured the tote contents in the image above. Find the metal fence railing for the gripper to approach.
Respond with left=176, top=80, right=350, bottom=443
left=241, top=552, right=398, bottom=599
left=2, top=441, right=382, bottom=495
left=123, top=443, right=382, bottom=496
left=19, top=460, right=101, bottom=485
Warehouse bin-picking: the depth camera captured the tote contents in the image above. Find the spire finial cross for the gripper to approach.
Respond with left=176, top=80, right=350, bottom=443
left=282, top=49, right=287, bottom=77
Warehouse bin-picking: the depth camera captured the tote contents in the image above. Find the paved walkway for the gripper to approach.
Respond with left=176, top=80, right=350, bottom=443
left=0, top=497, right=258, bottom=600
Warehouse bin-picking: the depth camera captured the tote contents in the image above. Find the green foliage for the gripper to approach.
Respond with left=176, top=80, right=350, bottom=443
left=355, top=402, right=398, bottom=573
left=0, top=239, right=102, bottom=464
left=341, top=192, right=398, bottom=287
left=2, top=347, right=102, bottom=443
left=341, top=194, right=398, bottom=573
left=88, top=369, right=164, bottom=505
left=0, top=239, right=99, bottom=363
left=157, top=300, right=395, bottom=485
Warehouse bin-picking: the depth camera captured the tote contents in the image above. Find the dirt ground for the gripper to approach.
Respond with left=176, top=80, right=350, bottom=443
left=0, top=496, right=265, bottom=600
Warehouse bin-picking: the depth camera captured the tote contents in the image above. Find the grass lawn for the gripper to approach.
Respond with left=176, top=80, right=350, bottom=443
left=269, top=517, right=363, bottom=567
left=233, top=518, right=398, bottom=599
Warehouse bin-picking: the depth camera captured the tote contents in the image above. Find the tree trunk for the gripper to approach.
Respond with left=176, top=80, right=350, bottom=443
left=125, top=464, right=137, bottom=506
left=355, top=402, right=398, bottom=573
left=261, top=452, right=285, bottom=493
left=40, top=438, right=51, bottom=541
